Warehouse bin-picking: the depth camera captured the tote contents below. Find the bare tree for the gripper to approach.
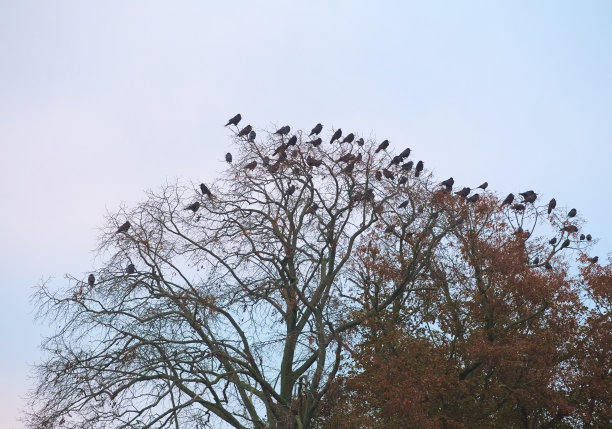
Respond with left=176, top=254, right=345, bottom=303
left=28, top=124, right=481, bottom=428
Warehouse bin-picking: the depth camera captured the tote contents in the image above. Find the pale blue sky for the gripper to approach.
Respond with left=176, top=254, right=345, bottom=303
left=1, top=1, right=611, bottom=426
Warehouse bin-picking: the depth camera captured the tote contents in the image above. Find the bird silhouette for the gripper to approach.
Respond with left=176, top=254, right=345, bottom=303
left=466, top=194, right=479, bottom=203
left=399, top=148, right=411, bottom=158
left=402, top=161, right=413, bottom=172
left=398, top=176, right=408, bottom=185
left=533, top=257, right=540, bottom=265
left=337, top=153, right=353, bottom=163
left=286, top=184, right=296, bottom=196
left=375, top=170, right=382, bottom=181
left=549, top=237, right=557, bottom=245
left=414, top=161, right=424, bottom=177
left=262, top=156, right=271, bottom=166
left=342, top=162, right=355, bottom=174
left=524, top=193, right=537, bottom=204
left=117, top=221, right=131, bottom=234
left=501, top=193, right=514, bottom=206
left=305, top=203, right=319, bottom=215
left=455, top=187, right=470, bottom=198
left=225, top=153, right=233, bottom=163
left=308, top=137, right=322, bottom=147
left=561, top=225, right=578, bottom=233
left=511, top=203, right=526, bottom=211
left=545, top=262, right=552, bottom=270
left=375, top=140, right=389, bottom=153
left=389, top=155, right=403, bottom=166
left=185, top=202, right=200, bottom=212
left=306, top=156, right=323, bottom=167
left=399, top=200, right=409, bottom=209
left=310, top=123, right=323, bottom=136
left=382, top=169, right=395, bottom=180
left=244, top=161, right=257, bottom=170
left=274, top=125, right=291, bottom=135
left=586, top=234, right=592, bottom=241
left=287, top=135, right=298, bottom=146
left=580, top=234, right=585, bottom=240
left=587, top=256, right=599, bottom=264
left=225, top=113, right=241, bottom=127
left=238, top=125, right=252, bottom=137
left=273, top=144, right=287, bottom=156
left=127, top=264, right=135, bottom=274
left=519, top=190, right=536, bottom=201
left=561, top=238, right=571, bottom=249
left=248, top=130, right=256, bottom=142
left=356, top=138, right=365, bottom=146
left=88, top=274, right=95, bottom=287
left=330, top=129, right=342, bottom=144
left=568, top=208, right=577, bottom=217
left=342, top=133, right=355, bottom=144
left=440, top=177, right=454, bottom=189
left=384, top=225, right=395, bottom=234
left=477, top=182, right=488, bottom=190
left=547, top=198, right=556, bottom=214
left=200, top=183, right=212, bottom=198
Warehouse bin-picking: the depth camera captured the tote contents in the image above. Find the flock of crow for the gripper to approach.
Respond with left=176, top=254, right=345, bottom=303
left=85, top=114, right=599, bottom=286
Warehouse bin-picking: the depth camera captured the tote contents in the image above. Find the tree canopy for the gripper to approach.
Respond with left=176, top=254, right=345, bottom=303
left=27, top=117, right=609, bottom=429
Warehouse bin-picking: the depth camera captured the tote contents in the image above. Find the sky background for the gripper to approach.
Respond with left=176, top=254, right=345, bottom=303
left=1, top=1, right=611, bottom=427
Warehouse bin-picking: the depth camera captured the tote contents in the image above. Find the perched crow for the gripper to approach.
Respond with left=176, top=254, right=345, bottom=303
left=414, top=161, right=424, bottom=177
left=545, top=262, right=552, bottom=270
left=440, top=177, right=454, bottom=189
left=401, top=161, right=414, bottom=172
left=399, top=148, right=411, bottom=158
left=547, top=198, right=556, bottom=214
left=126, top=264, right=135, bottom=274
left=274, top=125, right=291, bottom=135
left=477, top=182, right=488, bottom=190
left=342, top=133, right=355, bottom=144
left=349, top=191, right=363, bottom=204
left=399, top=200, right=409, bottom=209
left=398, top=176, right=408, bottom=185
left=533, top=257, right=540, bottom=265
left=568, top=208, right=577, bottom=217
left=200, top=183, right=212, bottom=198
left=337, top=153, right=354, bottom=163
left=580, top=233, right=585, bottom=241
left=225, top=152, right=233, bottom=163
left=308, top=137, right=322, bottom=147
left=286, top=184, right=296, bottom=196
left=512, top=203, right=526, bottom=211
left=389, top=155, right=403, bottom=166
left=355, top=153, right=363, bottom=163
left=501, top=193, right=514, bottom=206
left=375, top=170, right=382, bottom=181
left=356, top=137, right=365, bottom=146
left=244, top=161, right=257, bottom=170
left=364, top=188, right=375, bottom=201
left=561, top=238, right=571, bottom=249
left=342, top=162, right=355, bottom=174
left=248, top=130, right=256, bottom=142
left=466, top=194, right=479, bottom=203
left=225, top=113, right=241, bottom=127
left=238, top=125, right=252, bottom=137
left=382, top=169, right=395, bottom=180
left=375, top=140, right=389, bottom=153
left=586, top=234, right=592, bottom=241
left=561, top=225, right=578, bottom=233
left=549, top=237, right=557, bottom=245
left=88, top=274, right=95, bottom=287
left=117, top=221, right=131, bottom=234
left=185, top=202, right=200, bottom=212
left=524, top=193, right=537, bottom=204
left=305, top=203, right=319, bottom=215
left=384, top=225, right=395, bottom=234
left=262, top=156, right=271, bottom=166
left=455, top=187, right=471, bottom=198
left=310, top=123, right=323, bottom=136
left=330, top=128, right=342, bottom=144
left=587, top=256, right=599, bottom=264
left=287, top=135, right=298, bottom=146
left=273, top=144, right=287, bottom=156
left=306, top=156, right=323, bottom=167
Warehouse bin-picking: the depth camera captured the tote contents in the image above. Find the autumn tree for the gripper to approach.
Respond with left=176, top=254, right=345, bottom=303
left=314, top=190, right=610, bottom=428
left=27, top=119, right=465, bottom=428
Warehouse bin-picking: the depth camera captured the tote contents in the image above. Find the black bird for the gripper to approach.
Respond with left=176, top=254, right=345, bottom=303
left=238, top=125, right=252, bottom=137
left=382, top=169, right=395, bottom=180
left=200, top=183, right=212, bottom=198
left=561, top=225, right=578, bottom=233
left=127, top=264, right=135, bottom=274
left=561, top=238, right=571, bottom=249
left=524, top=193, right=537, bottom=204
left=398, top=176, right=408, bottom=185
left=519, top=190, right=536, bottom=202
left=389, top=155, right=403, bottom=166
left=587, top=256, right=599, bottom=264
left=501, top=193, right=514, bottom=206
left=401, top=161, right=413, bottom=172
left=305, top=203, right=319, bottom=215
left=375, top=140, right=389, bottom=153
left=549, top=237, right=557, bottom=245
left=342, top=133, right=355, bottom=144
left=399, top=200, right=409, bottom=209
left=225, top=152, right=233, bottom=163
left=244, top=161, right=257, bottom=170
left=88, top=274, right=95, bottom=287
left=580, top=234, right=585, bottom=241
left=225, top=113, right=241, bottom=127
left=547, top=198, right=556, bottom=214
left=330, top=128, right=342, bottom=144
left=466, top=194, right=479, bottom=203
left=440, top=177, right=454, bottom=189
left=306, top=156, right=322, bottom=167
left=262, top=156, right=271, bottom=166
left=512, top=203, right=526, bottom=211
left=185, top=202, right=200, bottom=212
left=273, top=144, right=287, bottom=156
left=384, top=225, right=395, bottom=234
left=286, top=184, right=296, bottom=196
left=343, top=162, right=355, bottom=174
left=310, top=123, right=323, bottom=136
left=337, top=153, right=354, bottom=163
left=455, top=187, right=471, bottom=198
left=117, top=221, right=131, bottom=234
left=248, top=130, right=256, bottom=142
left=375, top=170, right=382, bottom=181
left=287, top=135, right=298, bottom=146
left=308, top=137, right=322, bottom=147
left=414, top=161, right=424, bottom=177
left=356, top=137, right=365, bottom=146
left=533, top=257, right=540, bottom=265
left=274, top=125, right=290, bottom=135
left=545, top=262, right=552, bottom=270
left=399, top=148, right=411, bottom=158
left=586, top=234, right=592, bottom=241
left=477, top=182, right=488, bottom=190
left=568, top=208, right=577, bottom=217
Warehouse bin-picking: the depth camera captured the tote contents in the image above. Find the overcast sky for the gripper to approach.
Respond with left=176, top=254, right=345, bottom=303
left=1, top=1, right=611, bottom=426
